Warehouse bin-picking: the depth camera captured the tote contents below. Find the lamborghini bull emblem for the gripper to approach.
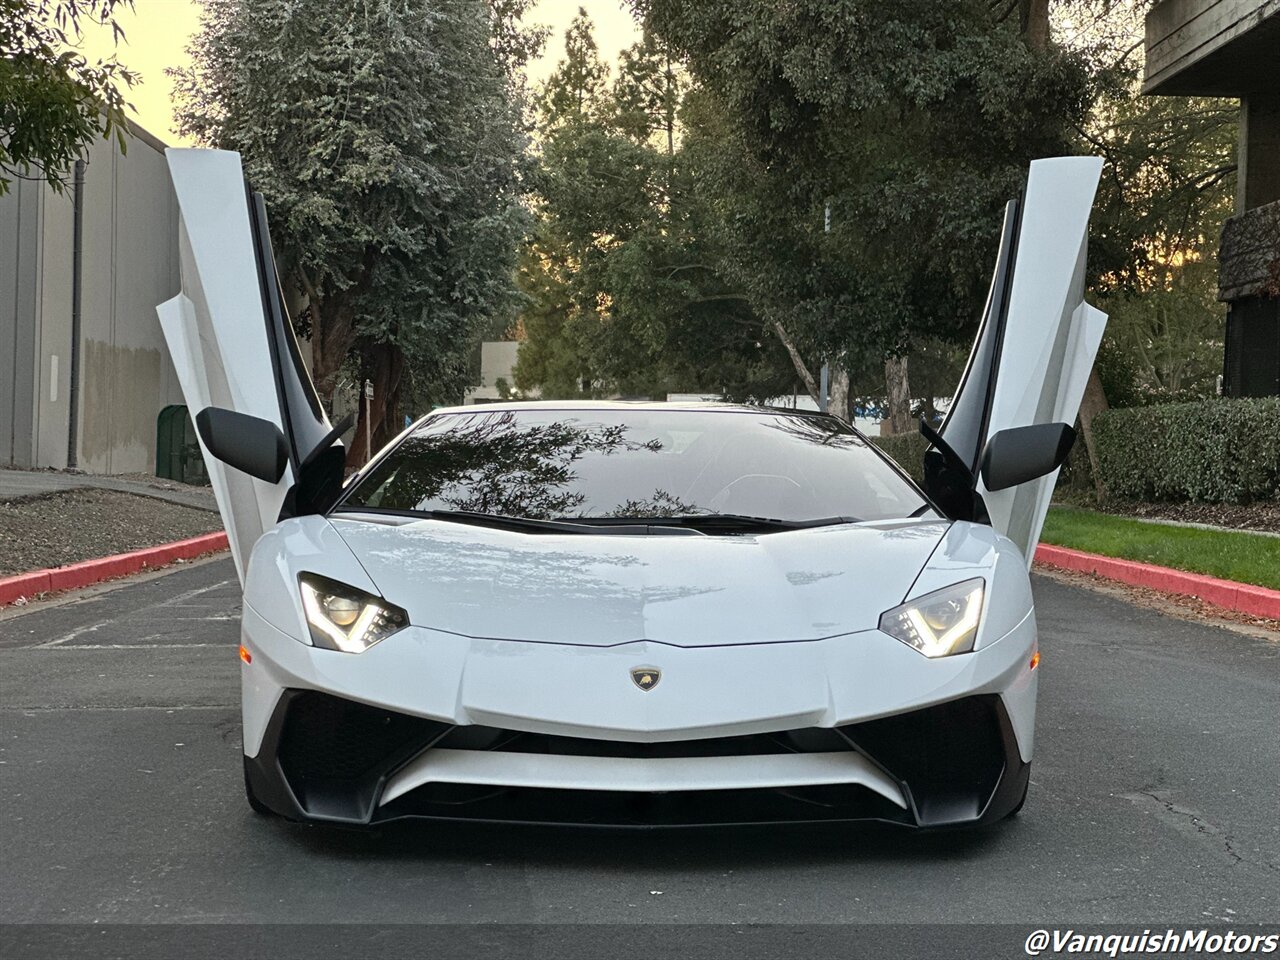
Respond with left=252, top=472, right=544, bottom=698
left=630, top=667, right=661, bottom=691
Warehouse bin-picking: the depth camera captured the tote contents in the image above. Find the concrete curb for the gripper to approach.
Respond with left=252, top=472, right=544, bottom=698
left=1034, top=543, right=1280, bottom=620
left=0, top=532, right=229, bottom=607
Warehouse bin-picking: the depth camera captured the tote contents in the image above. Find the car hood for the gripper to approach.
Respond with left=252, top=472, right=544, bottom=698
left=328, top=515, right=952, bottom=647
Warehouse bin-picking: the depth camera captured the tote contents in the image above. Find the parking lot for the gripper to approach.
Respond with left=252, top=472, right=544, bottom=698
left=2, top=558, right=1277, bottom=952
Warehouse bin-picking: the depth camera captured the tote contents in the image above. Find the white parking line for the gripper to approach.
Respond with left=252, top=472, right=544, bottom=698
left=0, top=555, right=234, bottom=626
left=33, top=643, right=227, bottom=650
left=154, top=579, right=237, bottom=609
left=33, top=619, right=111, bottom=649
left=32, top=578, right=236, bottom=648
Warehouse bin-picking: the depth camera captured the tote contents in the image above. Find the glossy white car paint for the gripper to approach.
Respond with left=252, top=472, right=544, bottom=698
left=324, top=513, right=954, bottom=645
left=237, top=512, right=1037, bottom=768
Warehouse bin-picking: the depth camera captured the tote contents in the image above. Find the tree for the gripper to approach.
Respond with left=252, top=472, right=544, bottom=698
left=515, top=15, right=798, bottom=403
left=540, top=6, right=609, bottom=126
left=511, top=238, right=591, bottom=397
left=173, top=0, right=531, bottom=461
left=1103, top=257, right=1225, bottom=398
left=1, top=0, right=136, bottom=195
left=632, top=0, right=1094, bottom=421
left=1086, top=92, right=1235, bottom=404
left=612, top=31, right=681, bottom=157
left=1053, top=4, right=1236, bottom=488
left=1083, top=78, right=1236, bottom=392
left=513, top=9, right=621, bottom=398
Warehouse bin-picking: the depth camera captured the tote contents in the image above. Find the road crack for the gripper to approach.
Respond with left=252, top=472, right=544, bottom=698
left=1127, top=790, right=1278, bottom=874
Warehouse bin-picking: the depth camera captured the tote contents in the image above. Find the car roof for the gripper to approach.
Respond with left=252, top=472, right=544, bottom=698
left=423, top=399, right=832, bottom=418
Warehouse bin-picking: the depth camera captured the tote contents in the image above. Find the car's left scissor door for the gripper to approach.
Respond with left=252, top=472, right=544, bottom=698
left=157, top=149, right=338, bottom=583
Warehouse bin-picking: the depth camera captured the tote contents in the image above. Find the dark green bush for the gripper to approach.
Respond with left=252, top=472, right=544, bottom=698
left=870, top=431, right=928, bottom=485
left=1093, top=398, right=1280, bottom=504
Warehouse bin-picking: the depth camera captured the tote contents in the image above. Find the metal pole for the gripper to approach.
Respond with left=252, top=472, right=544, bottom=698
left=67, top=159, right=85, bottom=469
left=363, top=379, right=373, bottom=464
left=819, top=202, right=831, bottom=414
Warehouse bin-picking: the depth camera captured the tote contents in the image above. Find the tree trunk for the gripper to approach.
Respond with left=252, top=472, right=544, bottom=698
left=1077, top=366, right=1109, bottom=501
left=884, top=355, right=912, bottom=436
left=1020, top=0, right=1050, bottom=50
left=374, top=348, right=405, bottom=452
left=344, top=343, right=405, bottom=469
left=295, top=268, right=358, bottom=405
left=773, top=321, right=820, bottom=404
left=828, top=365, right=850, bottom=421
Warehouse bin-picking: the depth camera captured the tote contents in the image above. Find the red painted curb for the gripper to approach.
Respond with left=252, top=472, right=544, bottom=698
left=1034, top=543, right=1280, bottom=621
left=0, top=531, right=229, bottom=607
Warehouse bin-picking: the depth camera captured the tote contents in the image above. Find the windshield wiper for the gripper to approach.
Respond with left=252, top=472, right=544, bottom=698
left=425, top=510, right=602, bottom=533
left=335, top=507, right=607, bottom=534
left=336, top=507, right=857, bottom=535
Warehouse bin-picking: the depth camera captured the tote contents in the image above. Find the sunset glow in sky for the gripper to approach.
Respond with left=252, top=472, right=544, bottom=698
left=76, top=0, right=642, bottom=145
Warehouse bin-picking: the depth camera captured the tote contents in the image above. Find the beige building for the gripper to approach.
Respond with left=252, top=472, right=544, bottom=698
left=464, top=341, right=529, bottom=404
left=1, top=123, right=185, bottom=473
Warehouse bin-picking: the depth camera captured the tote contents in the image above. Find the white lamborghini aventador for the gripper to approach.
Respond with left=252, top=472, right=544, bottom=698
left=157, top=150, right=1106, bottom=829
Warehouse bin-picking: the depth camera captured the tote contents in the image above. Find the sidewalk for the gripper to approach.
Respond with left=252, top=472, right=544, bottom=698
left=1102, top=512, right=1280, bottom=539
left=0, top=468, right=218, bottom=513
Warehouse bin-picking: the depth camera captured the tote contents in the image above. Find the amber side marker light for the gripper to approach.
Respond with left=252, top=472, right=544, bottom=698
left=239, top=644, right=253, bottom=665
left=1029, top=650, right=1041, bottom=671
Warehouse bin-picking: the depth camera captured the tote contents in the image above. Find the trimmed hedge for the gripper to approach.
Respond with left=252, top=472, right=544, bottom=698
left=1093, top=397, right=1280, bottom=504
left=870, top=398, right=1280, bottom=505
left=870, top=431, right=928, bottom=485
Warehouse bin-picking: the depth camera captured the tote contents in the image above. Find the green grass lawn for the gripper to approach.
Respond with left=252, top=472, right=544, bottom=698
left=1041, top=506, right=1280, bottom=591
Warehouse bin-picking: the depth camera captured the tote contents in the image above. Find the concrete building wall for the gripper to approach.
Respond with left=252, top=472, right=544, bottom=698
left=1240, top=94, right=1280, bottom=209
left=1, top=175, right=40, bottom=466
left=33, top=169, right=75, bottom=468
left=75, top=128, right=183, bottom=473
left=0, top=124, right=182, bottom=474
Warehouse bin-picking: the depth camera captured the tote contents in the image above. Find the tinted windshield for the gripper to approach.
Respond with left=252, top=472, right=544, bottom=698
left=339, top=408, right=931, bottom=524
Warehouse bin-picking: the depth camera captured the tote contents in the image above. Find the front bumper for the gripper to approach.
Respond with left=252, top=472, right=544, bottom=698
left=240, top=602, right=1037, bottom=828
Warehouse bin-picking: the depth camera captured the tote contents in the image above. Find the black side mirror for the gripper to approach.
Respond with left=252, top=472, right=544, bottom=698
left=979, top=422, right=1075, bottom=492
left=195, top=407, right=288, bottom=483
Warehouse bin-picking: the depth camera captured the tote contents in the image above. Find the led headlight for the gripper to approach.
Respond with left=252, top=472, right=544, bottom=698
left=878, top=578, right=984, bottom=658
left=299, top=574, right=407, bottom=653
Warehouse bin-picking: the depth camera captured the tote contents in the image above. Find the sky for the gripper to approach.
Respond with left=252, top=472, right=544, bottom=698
left=76, top=0, right=643, bottom=146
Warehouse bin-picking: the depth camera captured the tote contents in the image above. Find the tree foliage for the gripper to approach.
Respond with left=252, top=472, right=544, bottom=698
left=517, top=0, right=1235, bottom=419
left=0, top=0, right=136, bottom=195
left=173, top=0, right=533, bottom=459
left=515, top=1, right=1096, bottom=416
left=514, top=10, right=796, bottom=403
left=637, top=0, right=1093, bottom=414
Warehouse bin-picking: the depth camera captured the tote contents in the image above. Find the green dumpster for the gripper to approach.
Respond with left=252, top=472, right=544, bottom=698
left=156, top=404, right=209, bottom=485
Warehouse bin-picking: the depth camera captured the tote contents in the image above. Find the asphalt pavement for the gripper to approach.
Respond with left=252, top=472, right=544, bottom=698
left=1, top=557, right=1277, bottom=954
